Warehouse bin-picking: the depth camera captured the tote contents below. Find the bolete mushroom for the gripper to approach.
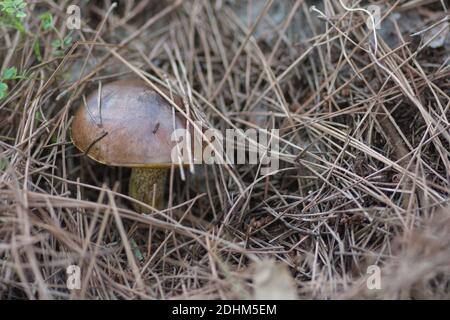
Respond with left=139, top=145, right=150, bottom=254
left=71, top=79, right=189, bottom=212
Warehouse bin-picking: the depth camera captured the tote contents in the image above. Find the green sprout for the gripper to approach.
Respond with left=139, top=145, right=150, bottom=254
left=33, top=39, right=42, bottom=61
left=39, top=12, right=53, bottom=30
left=0, top=0, right=27, bottom=18
left=0, top=0, right=27, bottom=33
left=38, top=11, right=74, bottom=58
left=3, top=66, right=17, bottom=80
left=0, top=82, right=8, bottom=100
left=0, top=157, right=8, bottom=171
left=52, top=35, right=73, bottom=56
left=0, top=66, right=26, bottom=100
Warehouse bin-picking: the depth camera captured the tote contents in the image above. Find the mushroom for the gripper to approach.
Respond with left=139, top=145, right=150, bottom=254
left=71, top=79, right=189, bottom=212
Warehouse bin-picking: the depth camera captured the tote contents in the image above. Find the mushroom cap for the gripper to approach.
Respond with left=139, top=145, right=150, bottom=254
left=71, top=79, right=189, bottom=167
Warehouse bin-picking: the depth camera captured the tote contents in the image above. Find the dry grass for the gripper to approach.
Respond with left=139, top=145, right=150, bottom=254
left=1, top=0, right=449, bottom=299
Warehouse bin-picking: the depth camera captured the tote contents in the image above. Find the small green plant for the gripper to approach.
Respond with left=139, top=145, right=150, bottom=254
left=34, top=12, right=53, bottom=61
left=34, top=110, right=42, bottom=126
left=0, top=0, right=26, bottom=18
left=39, top=11, right=53, bottom=30
left=3, top=66, right=17, bottom=80
left=0, top=66, right=25, bottom=100
left=33, top=39, right=42, bottom=61
left=0, top=0, right=27, bottom=33
left=52, top=35, right=73, bottom=56
left=38, top=11, right=74, bottom=58
left=0, top=157, right=8, bottom=171
left=0, top=82, right=8, bottom=100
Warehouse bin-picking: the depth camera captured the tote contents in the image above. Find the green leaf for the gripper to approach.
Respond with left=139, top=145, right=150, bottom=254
left=63, top=36, right=73, bottom=47
left=0, top=158, right=8, bottom=171
left=52, top=35, right=73, bottom=56
left=130, top=238, right=144, bottom=262
left=2, top=67, right=17, bottom=80
left=0, top=82, right=9, bottom=99
left=39, top=12, right=53, bottom=30
left=51, top=39, right=61, bottom=48
left=35, top=110, right=42, bottom=123
left=53, top=49, right=63, bottom=57
left=0, top=0, right=27, bottom=30
left=33, top=40, right=42, bottom=62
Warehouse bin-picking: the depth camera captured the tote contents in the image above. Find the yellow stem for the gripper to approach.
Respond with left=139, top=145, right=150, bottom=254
left=129, top=167, right=168, bottom=212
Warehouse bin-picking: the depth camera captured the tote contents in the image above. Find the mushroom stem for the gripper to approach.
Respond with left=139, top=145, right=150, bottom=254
left=129, top=167, right=168, bottom=212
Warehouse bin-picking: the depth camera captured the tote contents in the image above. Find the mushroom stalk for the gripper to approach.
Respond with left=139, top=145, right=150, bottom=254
left=129, top=167, right=168, bottom=211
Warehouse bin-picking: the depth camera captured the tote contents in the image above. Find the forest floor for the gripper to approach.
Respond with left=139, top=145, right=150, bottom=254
left=1, top=0, right=450, bottom=299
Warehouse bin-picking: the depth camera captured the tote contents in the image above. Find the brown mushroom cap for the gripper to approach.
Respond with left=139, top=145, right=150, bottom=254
left=71, top=79, right=189, bottom=167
